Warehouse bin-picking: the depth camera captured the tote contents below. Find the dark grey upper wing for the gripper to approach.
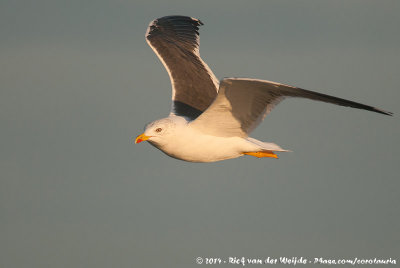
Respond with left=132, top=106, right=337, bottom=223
left=190, top=78, right=392, bottom=137
left=146, top=16, right=219, bottom=120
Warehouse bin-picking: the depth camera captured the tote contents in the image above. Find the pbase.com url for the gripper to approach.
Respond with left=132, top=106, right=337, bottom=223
left=195, top=256, right=397, bottom=265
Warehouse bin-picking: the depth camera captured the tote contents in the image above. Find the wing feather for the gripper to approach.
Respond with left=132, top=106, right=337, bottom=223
left=190, top=78, right=392, bottom=137
left=146, top=16, right=218, bottom=120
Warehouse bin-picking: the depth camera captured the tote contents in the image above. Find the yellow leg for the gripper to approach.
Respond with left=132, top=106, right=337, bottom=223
left=243, top=151, right=278, bottom=159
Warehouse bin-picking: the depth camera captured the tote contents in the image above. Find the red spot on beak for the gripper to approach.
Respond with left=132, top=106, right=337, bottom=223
left=135, top=133, right=150, bottom=144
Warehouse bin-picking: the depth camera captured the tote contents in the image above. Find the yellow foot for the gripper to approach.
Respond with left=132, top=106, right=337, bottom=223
left=243, top=151, right=278, bottom=159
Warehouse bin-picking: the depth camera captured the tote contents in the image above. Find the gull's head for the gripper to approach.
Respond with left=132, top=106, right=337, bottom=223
left=135, top=117, right=184, bottom=146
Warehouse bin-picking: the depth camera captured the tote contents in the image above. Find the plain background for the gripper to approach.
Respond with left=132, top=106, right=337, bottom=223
left=1, top=0, right=399, bottom=267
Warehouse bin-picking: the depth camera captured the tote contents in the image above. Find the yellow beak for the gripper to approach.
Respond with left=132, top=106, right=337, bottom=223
left=135, top=133, right=151, bottom=144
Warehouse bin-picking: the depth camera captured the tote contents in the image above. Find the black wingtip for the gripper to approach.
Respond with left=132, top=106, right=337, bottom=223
left=368, top=106, right=393, bottom=116
left=156, top=15, right=203, bottom=27
left=375, top=109, right=393, bottom=116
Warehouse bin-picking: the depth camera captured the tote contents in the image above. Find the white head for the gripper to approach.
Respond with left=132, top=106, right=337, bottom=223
left=134, top=116, right=186, bottom=147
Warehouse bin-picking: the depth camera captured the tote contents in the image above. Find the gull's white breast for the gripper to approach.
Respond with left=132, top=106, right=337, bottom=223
left=151, top=125, right=258, bottom=162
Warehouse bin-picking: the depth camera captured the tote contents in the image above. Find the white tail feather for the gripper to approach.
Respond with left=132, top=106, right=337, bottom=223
left=247, top=137, right=291, bottom=152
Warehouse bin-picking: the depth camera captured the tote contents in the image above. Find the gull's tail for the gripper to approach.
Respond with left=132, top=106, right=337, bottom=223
left=246, top=137, right=291, bottom=152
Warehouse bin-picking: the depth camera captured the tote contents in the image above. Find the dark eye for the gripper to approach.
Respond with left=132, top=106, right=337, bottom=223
left=155, top=127, right=162, bottom=133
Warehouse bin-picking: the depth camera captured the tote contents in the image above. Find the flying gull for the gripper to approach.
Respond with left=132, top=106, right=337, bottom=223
left=135, top=15, right=392, bottom=162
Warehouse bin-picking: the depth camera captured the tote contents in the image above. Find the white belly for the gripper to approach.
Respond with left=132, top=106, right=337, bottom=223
left=152, top=133, right=258, bottom=162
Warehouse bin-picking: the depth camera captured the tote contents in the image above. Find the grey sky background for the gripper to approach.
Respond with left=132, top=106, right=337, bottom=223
left=1, top=0, right=399, bottom=267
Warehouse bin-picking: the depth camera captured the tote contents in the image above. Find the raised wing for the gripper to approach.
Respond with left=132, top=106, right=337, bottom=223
left=146, top=15, right=219, bottom=120
left=190, top=78, right=392, bottom=137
